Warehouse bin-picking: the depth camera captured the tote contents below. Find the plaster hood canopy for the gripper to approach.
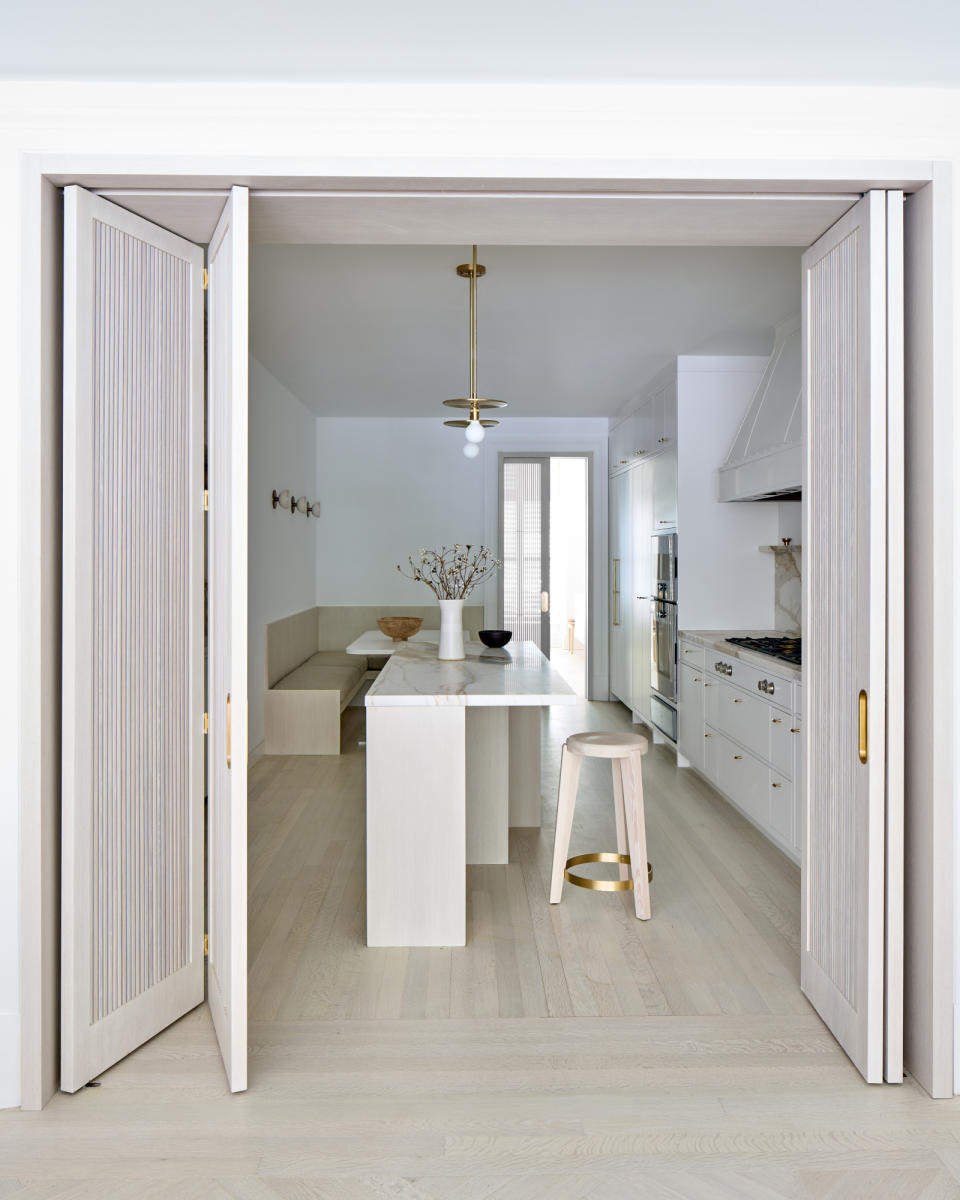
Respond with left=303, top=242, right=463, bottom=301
left=718, top=313, right=802, bottom=502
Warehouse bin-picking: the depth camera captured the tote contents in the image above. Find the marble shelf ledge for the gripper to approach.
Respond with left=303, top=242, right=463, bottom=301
left=364, top=637, right=577, bottom=708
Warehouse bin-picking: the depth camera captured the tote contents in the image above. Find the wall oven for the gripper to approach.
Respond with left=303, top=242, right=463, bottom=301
left=649, top=531, right=678, bottom=739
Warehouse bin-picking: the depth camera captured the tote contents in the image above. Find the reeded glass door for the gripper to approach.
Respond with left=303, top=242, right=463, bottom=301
left=500, top=456, right=550, bottom=654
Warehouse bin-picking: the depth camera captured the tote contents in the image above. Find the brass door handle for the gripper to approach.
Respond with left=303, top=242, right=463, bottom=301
left=541, top=590, right=550, bottom=613
left=226, top=692, right=232, bottom=769
left=858, top=689, right=867, bottom=764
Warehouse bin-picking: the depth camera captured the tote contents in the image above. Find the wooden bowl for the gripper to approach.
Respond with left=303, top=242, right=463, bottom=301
left=377, top=616, right=424, bottom=641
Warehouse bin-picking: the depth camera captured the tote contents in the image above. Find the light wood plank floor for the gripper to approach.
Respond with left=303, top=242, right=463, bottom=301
left=4, top=698, right=958, bottom=1197
left=247, top=698, right=806, bottom=1023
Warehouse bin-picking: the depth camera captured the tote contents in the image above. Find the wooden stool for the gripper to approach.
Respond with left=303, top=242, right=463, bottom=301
left=549, top=730, right=652, bottom=920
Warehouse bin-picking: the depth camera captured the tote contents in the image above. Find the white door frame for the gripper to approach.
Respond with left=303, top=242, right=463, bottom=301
left=16, top=154, right=955, bottom=1107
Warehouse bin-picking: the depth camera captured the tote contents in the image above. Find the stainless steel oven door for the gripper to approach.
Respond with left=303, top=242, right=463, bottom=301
left=650, top=599, right=678, bottom=703
left=652, top=531, right=677, bottom=603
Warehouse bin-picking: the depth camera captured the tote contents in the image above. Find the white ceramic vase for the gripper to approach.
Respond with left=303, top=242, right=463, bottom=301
left=438, top=598, right=466, bottom=660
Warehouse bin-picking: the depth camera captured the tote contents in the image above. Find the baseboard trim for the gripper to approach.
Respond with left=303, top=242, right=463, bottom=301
left=248, top=740, right=265, bottom=768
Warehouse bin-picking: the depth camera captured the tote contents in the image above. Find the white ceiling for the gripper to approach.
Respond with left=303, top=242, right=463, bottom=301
left=98, top=190, right=857, bottom=248
left=5, top=0, right=960, bottom=85
left=250, top=245, right=802, bottom=418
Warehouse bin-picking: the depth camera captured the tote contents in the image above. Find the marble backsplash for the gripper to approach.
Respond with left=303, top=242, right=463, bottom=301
left=774, top=547, right=802, bottom=633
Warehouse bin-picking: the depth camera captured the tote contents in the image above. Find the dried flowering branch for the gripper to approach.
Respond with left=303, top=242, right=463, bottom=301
left=397, top=544, right=502, bottom=600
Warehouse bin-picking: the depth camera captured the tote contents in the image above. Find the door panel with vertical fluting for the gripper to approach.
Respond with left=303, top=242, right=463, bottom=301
left=61, top=187, right=205, bottom=1091
left=801, top=190, right=903, bottom=1085
left=206, top=187, right=249, bottom=1093
left=501, top=456, right=550, bottom=654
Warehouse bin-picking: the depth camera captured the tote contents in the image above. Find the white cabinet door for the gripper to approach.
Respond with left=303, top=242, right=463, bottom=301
left=652, top=447, right=678, bottom=530
left=654, top=380, right=678, bottom=451
left=677, top=663, right=704, bottom=772
left=718, top=734, right=770, bottom=829
left=609, top=471, right=632, bottom=704
left=630, top=462, right=653, bottom=718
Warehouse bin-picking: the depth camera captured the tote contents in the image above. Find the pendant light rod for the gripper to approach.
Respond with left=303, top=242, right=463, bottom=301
left=469, top=243, right=478, bottom=403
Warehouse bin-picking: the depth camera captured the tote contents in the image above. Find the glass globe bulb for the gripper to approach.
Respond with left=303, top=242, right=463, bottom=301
left=465, top=418, right=485, bottom=444
left=462, top=442, right=480, bottom=459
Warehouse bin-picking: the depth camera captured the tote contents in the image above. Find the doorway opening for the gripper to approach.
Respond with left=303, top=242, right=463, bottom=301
left=23, top=171, right=943, bottom=1114
left=499, top=453, right=590, bottom=695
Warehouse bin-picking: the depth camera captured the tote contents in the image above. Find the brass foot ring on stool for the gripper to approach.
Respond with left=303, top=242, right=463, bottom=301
left=564, top=852, right=653, bottom=892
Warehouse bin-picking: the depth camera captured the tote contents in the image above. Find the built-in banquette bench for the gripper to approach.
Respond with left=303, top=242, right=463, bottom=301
left=264, top=605, right=484, bottom=755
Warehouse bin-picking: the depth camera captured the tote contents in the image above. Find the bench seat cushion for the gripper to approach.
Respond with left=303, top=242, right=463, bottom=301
left=310, top=650, right=368, bottom=671
left=274, top=659, right=364, bottom=703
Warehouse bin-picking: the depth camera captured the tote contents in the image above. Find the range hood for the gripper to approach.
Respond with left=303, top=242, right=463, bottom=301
left=718, top=314, right=802, bottom=502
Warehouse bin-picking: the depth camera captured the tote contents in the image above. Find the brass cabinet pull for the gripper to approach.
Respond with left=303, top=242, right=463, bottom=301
left=772, top=782, right=783, bottom=788
left=611, top=558, right=620, bottom=627
left=858, top=689, right=868, bottom=764
left=790, top=727, right=800, bottom=734
left=704, top=733, right=712, bottom=738
left=733, top=698, right=743, bottom=703
left=226, top=692, right=232, bottom=769
left=733, top=755, right=743, bottom=760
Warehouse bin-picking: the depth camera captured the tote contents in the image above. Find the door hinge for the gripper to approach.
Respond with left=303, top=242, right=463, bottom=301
left=204, top=933, right=209, bottom=957
left=203, top=711, right=209, bottom=735
left=203, top=268, right=209, bottom=291
left=203, top=489, right=209, bottom=511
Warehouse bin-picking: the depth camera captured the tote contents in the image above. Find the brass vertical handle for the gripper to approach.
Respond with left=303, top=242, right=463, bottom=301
left=226, top=692, right=232, bottom=769
left=541, top=590, right=549, bottom=613
left=858, top=689, right=867, bottom=764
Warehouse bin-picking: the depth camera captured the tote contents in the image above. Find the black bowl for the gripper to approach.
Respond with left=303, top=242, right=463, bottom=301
left=478, top=629, right=512, bottom=649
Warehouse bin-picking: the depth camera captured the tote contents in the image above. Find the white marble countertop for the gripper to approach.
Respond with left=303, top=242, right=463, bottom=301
left=364, top=638, right=578, bottom=707
left=680, top=628, right=803, bottom=681
left=347, top=629, right=439, bottom=656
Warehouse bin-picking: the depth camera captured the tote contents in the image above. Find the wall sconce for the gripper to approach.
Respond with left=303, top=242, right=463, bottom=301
left=272, top=488, right=320, bottom=518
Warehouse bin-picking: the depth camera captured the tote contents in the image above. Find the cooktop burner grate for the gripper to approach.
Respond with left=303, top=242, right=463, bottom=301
left=724, top=636, right=801, bottom=667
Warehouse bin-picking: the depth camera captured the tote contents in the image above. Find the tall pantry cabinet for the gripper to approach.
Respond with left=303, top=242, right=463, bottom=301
left=608, top=356, right=777, bottom=726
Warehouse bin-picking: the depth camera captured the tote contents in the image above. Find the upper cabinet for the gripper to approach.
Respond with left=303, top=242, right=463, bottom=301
left=609, top=374, right=677, bottom=476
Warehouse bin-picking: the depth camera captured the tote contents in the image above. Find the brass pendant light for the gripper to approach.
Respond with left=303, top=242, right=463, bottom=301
left=443, top=245, right=506, bottom=457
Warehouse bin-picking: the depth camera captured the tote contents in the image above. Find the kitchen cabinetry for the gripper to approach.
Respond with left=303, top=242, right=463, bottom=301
left=679, top=636, right=802, bottom=862
left=608, top=471, right=633, bottom=706
left=608, top=355, right=771, bottom=729
left=629, top=462, right=653, bottom=720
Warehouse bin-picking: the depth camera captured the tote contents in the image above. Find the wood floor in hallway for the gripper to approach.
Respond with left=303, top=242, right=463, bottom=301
left=247, top=697, right=805, bottom=1023
left=4, top=697, right=958, bottom=1198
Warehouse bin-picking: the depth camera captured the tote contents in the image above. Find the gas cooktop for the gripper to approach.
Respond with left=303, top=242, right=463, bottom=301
left=725, top=636, right=801, bottom=667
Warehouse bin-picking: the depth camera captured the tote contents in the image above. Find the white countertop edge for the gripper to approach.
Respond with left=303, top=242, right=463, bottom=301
left=365, top=692, right=578, bottom=708
left=679, top=628, right=802, bottom=681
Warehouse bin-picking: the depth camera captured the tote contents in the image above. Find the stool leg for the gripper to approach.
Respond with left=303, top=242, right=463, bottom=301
left=610, top=758, right=631, bottom=882
left=619, top=751, right=651, bottom=920
left=549, top=745, right=581, bottom=904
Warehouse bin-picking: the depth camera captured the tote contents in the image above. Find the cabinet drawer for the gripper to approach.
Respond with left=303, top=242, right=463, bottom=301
left=716, top=684, right=768, bottom=760
left=769, top=710, right=796, bottom=777
left=679, top=637, right=704, bottom=671
left=768, top=769, right=794, bottom=850
left=705, top=652, right=793, bottom=712
left=716, top=734, right=770, bottom=829
left=677, top=663, right=704, bottom=770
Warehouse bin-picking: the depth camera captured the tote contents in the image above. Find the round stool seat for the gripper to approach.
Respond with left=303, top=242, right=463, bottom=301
left=565, top=730, right=649, bottom=759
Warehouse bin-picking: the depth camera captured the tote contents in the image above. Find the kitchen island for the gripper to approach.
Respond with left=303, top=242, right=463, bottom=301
left=364, top=637, right=576, bottom=946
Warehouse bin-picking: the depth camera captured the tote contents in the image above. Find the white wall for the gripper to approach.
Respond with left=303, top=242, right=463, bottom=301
left=5, top=81, right=958, bottom=1108
left=549, top=456, right=588, bottom=647
left=248, top=356, right=319, bottom=751
left=315, top=419, right=487, bottom=606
